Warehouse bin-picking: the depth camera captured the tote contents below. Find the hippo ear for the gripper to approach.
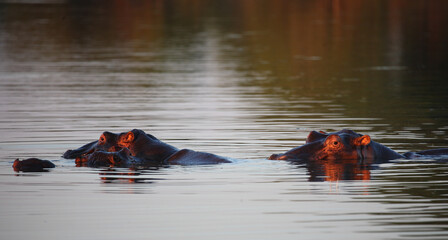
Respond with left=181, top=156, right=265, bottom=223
left=354, top=135, right=371, bottom=146
left=306, top=131, right=327, bottom=143
left=123, top=131, right=135, bottom=143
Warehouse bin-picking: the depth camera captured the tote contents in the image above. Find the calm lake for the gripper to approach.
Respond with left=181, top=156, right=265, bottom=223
left=1, top=1, right=448, bottom=239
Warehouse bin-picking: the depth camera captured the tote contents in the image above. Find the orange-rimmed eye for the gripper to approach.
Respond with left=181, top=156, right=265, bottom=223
left=324, top=134, right=342, bottom=149
left=99, top=135, right=105, bottom=143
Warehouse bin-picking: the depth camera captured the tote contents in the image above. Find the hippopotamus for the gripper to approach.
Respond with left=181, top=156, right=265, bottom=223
left=75, top=148, right=134, bottom=168
left=269, top=129, right=448, bottom=162
left=63, top=131, right=121, bottom=159
left=64, top=129, right=231, bottom=166
left=13, top=158, right=55, bottom=172
left=116, top=129, right=231, bottom=165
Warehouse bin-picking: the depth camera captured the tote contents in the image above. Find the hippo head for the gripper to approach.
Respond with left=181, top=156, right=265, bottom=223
left=117, top=129, right=144, bottom=149
left=305, top=129, right=364, bottom=144
left=63, top=131, right=122, bottom=159
left=76, top=148, right=132, bottom=167
left=86, top=148, right=132, bottom=167
left=116, top=129, right=180, bottom=164
left=269, top=129, right=372, bottom=161
left=97, top=131, right=121, bottom=152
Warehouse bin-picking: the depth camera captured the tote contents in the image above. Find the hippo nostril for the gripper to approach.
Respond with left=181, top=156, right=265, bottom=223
left=333, top=141, right=338, bottom=146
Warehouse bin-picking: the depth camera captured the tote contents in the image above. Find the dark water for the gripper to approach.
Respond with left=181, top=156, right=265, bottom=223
left=1, top=1, right=448, bottom=239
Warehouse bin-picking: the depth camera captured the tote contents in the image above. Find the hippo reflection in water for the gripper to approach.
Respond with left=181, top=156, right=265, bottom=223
left=63, top=129, right=231, bottom=167
left=269, top=129, right=448, bottom=162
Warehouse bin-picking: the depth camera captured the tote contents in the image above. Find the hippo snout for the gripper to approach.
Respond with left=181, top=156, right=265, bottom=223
left=13, top=158, right=55, bottom=172
left=268, top=154, right=289, bottom=160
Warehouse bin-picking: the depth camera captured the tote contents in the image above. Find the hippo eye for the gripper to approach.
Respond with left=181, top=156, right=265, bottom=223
left=100, top=137, right=105, bottom=143
left=333, top=141, right=339, bottom=146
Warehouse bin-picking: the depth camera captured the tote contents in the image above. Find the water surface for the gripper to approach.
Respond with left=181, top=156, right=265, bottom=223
left=1, top=1, right=448, bottom=239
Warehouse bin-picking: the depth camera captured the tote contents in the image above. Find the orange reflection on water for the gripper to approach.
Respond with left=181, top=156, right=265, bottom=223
left=307, top=158, right=371, bottom=182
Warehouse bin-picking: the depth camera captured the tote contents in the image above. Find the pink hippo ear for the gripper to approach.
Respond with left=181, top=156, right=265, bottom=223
left=123, top=131, right=135, bottom=143
left=354, top=135, right=371, bottom=146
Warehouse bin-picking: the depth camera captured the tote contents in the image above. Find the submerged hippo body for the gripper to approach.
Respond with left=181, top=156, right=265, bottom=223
left=13, top=158, right=55, bottom=172
left=117, top=129, right=231, bottom=165
left=164, top=149, right=231, bottom=165
left=269, top=129, right=448, bottom=162
left=404, top=148, right=448, bottom=159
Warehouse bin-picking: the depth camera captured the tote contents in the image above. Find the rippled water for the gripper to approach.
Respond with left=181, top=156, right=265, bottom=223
left=1, top=1, right=448, bottom=239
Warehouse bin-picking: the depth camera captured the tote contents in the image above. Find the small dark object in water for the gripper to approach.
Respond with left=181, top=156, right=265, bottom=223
left=13, top=158, right=55, bottom=172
